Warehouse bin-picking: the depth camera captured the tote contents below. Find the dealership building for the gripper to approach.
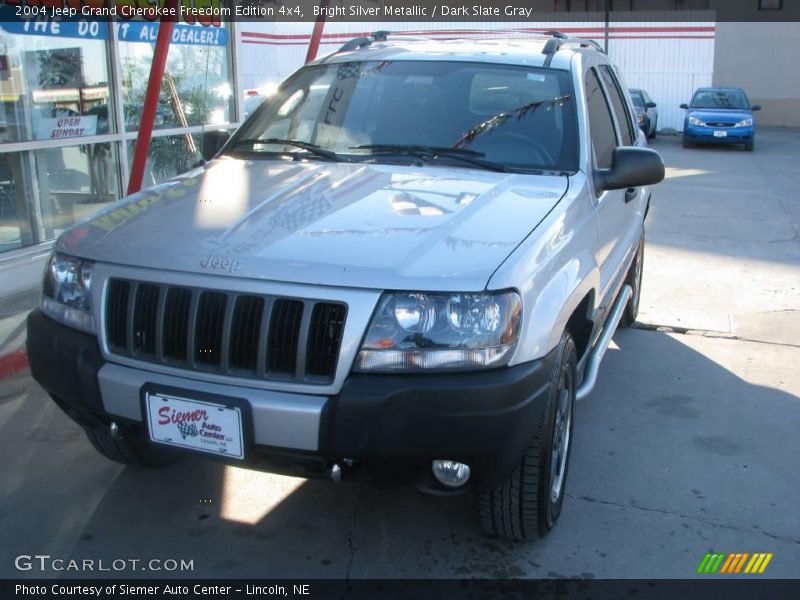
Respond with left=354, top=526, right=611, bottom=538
left=1, top=2, right=798, bottom=298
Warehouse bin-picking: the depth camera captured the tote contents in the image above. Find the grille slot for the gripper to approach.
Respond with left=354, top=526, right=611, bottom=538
left=267, top=299, right=304, bottom=375
left=132, top=284, right=159, bottom=355
left=306, top=303, right=347, bottom=379
left=106, top=280, right=129, bottom=349
left=163, top=288, right=191, bottom=362
left=229, top=295, right=264, bottom=372
left=195, top=292, right=227, bottom=366
left=104, top=279, right=344, bottom=384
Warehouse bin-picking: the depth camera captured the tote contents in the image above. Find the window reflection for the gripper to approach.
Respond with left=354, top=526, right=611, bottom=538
left=120, top=32, right=233, bottom=132
left=0, top=27, right=112, bottom=142
left=128, top=133, right=201, bottom=188
left=34, top=143, right=121, bottom=237
left=0, top=153, right=32, bottom=251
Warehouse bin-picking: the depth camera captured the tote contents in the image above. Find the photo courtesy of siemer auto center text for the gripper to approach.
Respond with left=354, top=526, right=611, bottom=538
left=0, top=1, right=798, bottom=599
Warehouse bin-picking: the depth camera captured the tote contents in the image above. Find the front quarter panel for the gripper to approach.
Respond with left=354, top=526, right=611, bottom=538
left=488, top=172, right=599, bottom=365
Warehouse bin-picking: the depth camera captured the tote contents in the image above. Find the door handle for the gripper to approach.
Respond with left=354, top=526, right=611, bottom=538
left=624, top=188, right=637, bottom=203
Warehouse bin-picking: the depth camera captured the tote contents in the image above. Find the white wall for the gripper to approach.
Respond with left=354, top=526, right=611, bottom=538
left=239, top=16, right=716, bottom=132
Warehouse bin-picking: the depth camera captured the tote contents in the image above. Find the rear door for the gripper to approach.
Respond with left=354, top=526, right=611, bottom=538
left=585, top=64, right=642, bottom=304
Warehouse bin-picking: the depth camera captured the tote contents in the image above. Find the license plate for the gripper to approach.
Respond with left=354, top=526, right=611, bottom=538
left=713, top=130, right=727, bottom=138
left=145, top=391, right=245, bottom=459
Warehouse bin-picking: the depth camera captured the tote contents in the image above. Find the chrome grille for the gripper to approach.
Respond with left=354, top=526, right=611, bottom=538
left=104, top=279, right=347, bottom=384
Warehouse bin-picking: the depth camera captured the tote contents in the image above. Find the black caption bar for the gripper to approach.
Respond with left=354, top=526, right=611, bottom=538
left=5, top=579, right=800, bottom=600
left=5, top=0, right=800, bottom=22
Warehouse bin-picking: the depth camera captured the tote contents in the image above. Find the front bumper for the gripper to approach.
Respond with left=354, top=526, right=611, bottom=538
left=27, top=310, right=554, bottom=492
left=684, top=124, right=754, bottom=144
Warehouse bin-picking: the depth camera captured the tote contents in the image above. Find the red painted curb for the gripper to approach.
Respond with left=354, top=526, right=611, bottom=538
left=0, top=348, right=29, bottom=380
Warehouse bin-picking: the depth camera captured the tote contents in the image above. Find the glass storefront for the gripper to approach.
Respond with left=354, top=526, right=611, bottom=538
left=0, top=13, right=238, bottom=259
left=120, top=38, right=234, bottom=132
left=127, top=133, right=202, bottom=188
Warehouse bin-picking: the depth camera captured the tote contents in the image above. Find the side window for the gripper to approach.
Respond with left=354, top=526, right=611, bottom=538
left=598, top=65, right=635, bottom=146
left=585, top=68, right=618, bottom=169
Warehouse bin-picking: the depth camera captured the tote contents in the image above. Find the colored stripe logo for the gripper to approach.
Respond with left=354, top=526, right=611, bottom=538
left=697, top=552, right=773, bottom=574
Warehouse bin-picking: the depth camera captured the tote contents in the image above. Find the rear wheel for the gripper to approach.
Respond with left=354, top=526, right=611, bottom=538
left=619, top=232, right=644, bottom=328
left=479, top=332, right=577, bottom=541
left=84, top=425, right=178, bottom=468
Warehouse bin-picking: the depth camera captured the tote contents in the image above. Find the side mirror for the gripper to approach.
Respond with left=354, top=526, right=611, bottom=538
left=645, top=102, right=657, bottom=109
left=595, top=147, right=665, bottom=193
left=201, top=130, right=231, bottom=161
left=679, top=103, right=688, bottom=109
left=751, top=105, right=762, bottom=111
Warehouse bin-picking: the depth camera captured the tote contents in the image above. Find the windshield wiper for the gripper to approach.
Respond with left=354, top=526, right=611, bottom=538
left=230, top=138, right=345, bottom=162
left=454, top=95, right=572, bottom=149
left=350, top=144, right=510, bottom=173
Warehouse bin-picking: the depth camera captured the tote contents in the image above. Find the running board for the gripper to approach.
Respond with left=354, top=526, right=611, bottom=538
left=575, top=284, right=632, bottom=401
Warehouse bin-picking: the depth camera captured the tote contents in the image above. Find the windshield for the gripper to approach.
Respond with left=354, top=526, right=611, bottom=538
left=691, top=90, right=750, bottom=110
left=629, top=90, right=645, bottom=107
left=230, top=61, right=578, bottom=173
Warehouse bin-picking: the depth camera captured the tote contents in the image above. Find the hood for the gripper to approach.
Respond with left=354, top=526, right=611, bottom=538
left=687, top=108, right=753, bottom=123
left=58, top=158, right=568, bottom=291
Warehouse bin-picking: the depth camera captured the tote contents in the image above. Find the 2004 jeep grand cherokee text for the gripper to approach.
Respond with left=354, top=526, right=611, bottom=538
left=27, top=33, right=664, bottom=541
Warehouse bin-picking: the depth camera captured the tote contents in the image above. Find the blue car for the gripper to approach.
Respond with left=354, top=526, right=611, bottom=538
left=681, top=87, right=761, bottom=151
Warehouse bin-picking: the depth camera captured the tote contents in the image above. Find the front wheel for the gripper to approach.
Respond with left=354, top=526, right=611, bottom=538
left=479, top=332, right=577, bottom=541
left=745, top=142, right=754, bottom=151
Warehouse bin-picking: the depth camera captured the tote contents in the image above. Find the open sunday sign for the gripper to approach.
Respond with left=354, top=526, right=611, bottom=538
left=0, top=6, right=228, bottom=46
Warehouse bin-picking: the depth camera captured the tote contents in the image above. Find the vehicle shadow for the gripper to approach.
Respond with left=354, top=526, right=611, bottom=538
left=43, top=327, right=799, bottom=579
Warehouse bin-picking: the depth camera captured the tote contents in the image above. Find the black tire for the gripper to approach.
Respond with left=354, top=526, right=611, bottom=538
left=682, top=138, right=691, bottom=148
left=619, top=232, right=645, bottom=328
left=648, top=120, right=657, bottom=140
left=745, top=142, right=754, bottom=152
left=479, top=332, right=577, bottom=541
left=84, top=425, right=178, bottom=468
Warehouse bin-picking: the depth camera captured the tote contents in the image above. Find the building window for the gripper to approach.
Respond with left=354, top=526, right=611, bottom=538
left=759, top=0, right=783, bottom=9
left=0, top=24, right=114, bottom=143
left=119, top=24, right=234, bottom=133
left=34, top=143, right=121, bottom=240
left=127, top=133, right=201, bottom=188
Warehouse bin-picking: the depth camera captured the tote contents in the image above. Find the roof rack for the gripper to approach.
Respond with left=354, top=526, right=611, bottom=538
left=542, top=30, right=605, bottom=56
left=338, top=30, right=391, bottom=52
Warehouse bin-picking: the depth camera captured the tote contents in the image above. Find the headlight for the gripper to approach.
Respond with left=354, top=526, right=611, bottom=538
left=42, top=252, right=95, bottom=333
left=688, top=116, right=706, bottom=126
left=355, top=291, right=521, bottom=372
left=734, top=118, right=753, bottom=127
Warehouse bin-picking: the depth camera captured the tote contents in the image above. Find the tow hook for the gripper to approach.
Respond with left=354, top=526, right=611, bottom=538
left=329, top=464, right=342, bottom=482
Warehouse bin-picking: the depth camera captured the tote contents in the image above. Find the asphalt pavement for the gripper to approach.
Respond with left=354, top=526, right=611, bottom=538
left=1, top=129, right=798, bottom=580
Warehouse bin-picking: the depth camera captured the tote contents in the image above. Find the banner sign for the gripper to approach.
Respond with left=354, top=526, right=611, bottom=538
left=0, top=3, right=227, bottom=46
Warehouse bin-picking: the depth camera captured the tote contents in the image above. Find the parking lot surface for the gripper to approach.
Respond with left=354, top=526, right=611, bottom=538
left=1, top=129, right=798, bottom=579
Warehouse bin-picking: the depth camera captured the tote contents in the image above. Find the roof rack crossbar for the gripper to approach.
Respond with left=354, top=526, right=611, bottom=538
left=338, top=30, right=390, bottom=53
left=542, top=30, right=605, bottom=56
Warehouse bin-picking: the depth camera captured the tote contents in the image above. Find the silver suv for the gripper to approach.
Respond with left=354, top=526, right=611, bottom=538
left=27, top=32, right=664, bottom=541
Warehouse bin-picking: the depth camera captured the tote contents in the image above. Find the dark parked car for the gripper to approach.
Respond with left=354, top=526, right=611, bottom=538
left=629, top=88, right=657, bottom=139
left=680, top=87, right=760, bottom=151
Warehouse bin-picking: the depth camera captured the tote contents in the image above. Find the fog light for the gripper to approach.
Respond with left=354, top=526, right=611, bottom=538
left=432, top=460, right=471, bottom=488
